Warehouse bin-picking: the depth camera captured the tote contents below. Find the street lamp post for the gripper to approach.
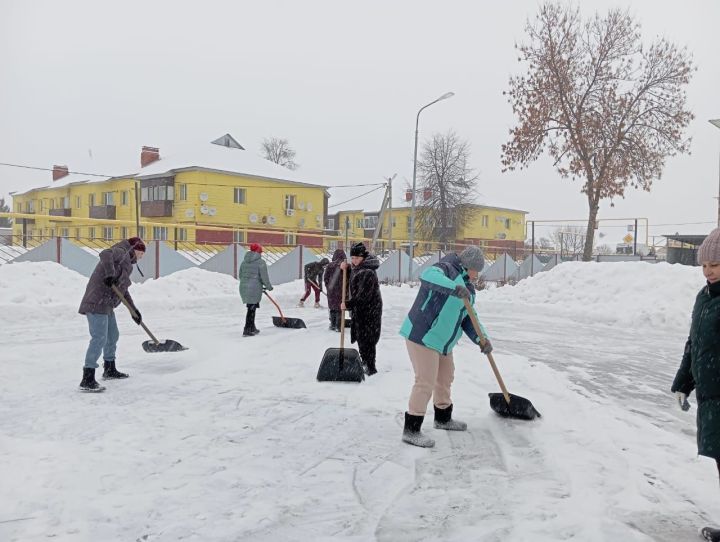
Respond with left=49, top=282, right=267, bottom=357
left=710, top=120, right=720, bottom=227
left=408, top=91, right=455, bottom=281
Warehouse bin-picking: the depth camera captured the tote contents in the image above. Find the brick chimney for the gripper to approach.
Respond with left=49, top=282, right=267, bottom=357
left=52, top=165, right=69, bottom=181
left=141, top=146, right=160, bottom=167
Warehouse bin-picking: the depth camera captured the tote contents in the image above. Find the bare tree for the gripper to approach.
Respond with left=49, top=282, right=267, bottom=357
left=596, top=244, right=614, bottom=255
left=502, top=4, right=694, bottom=260
left=261, top=137, right=299, bottom=170
left=0, top=197, right=11, bottom=227
left=549, top=226, right=586, bottom=257
left=415, top=130, right=479, bottom=243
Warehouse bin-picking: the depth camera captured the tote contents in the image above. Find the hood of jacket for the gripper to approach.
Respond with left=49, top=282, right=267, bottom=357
left=244, top=251, right=262, bottom=264
left=112, top=239, right=137, bottom=264
left=332, top=249, right=347, bottom=262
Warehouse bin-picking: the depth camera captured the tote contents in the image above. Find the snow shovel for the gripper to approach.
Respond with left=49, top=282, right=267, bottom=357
left=111, top=285, right=188, bottom=353
left=463, top=298, right=540, bottom=420
left=264, top=291, right=306, bottom=329
left=308, top=279, right=352, bottom=327
left=316, top=267, right=364, bottom=382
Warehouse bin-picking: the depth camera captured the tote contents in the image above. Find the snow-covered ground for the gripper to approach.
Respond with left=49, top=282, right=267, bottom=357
left=0, top=260, right=717, bottom=541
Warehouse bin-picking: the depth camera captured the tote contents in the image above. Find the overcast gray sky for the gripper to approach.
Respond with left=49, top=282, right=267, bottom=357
left=1, top=0, right=719, bottom=245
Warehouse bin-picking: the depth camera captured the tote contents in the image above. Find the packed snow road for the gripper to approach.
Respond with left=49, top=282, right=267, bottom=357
left=1, top=261, right=717, bottom=541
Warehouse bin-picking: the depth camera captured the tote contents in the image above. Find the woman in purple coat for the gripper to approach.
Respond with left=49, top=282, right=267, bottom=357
left=323, top=249, right=348, bottom=331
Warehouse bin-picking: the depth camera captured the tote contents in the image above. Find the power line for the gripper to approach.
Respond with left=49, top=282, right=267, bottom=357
left=0, top=161, right=387, bottom=190
left=328, top=186, right=385, bottom=209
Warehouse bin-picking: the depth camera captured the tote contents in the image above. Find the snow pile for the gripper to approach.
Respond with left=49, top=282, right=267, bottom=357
left=479, top=261, right=703, bottom=330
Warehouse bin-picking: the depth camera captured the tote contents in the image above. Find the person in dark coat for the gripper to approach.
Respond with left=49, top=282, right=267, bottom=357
left=340, top=242, right=382, bottom=376
left=239, top=243, right=273, bottom=337
left=298, top=258, right=330, bottom=308
left=78, top=237, right=145, bottom=392
left=323, top=249, right=348, bottom=331
left=672, top=228, right=720, bottom=540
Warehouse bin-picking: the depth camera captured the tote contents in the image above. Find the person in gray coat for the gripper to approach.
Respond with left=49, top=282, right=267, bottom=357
left=239, top=243, right=273, bottom=336
left=78, top=237, right=146, bottom=392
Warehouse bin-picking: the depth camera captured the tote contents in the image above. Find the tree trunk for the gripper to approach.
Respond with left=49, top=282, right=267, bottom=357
left=582, top=197, right=599, bottom=261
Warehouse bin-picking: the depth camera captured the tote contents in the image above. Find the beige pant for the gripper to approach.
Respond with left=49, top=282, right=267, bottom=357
left=406, top=340, right=454, bottom=416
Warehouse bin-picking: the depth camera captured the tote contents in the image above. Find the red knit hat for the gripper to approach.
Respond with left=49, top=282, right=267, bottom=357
left=249, top=243, right=263, bottom=254
left=127, top=237, right=146, bottom=253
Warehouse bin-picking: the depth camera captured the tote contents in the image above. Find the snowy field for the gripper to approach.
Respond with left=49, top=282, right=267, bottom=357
left=0, top=260, right=717, bottom=541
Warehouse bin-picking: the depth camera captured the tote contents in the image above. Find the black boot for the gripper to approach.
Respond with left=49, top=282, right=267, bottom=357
left=79, top=368, right=106, bottom=393
left=103, top=360, right=129, bottom=379
left=433, top=404, right=467, bottom=431
left=702, top=527, right=720, bottom=541
left=364, top=358, right=377, bottom=376
left=244, top=307, right=256, bottom=337
left=401, top=412, right=435, bottom=448
left=329, top=310, right=339, bottom=331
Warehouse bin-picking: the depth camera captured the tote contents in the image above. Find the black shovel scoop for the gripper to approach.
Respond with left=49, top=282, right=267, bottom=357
left=463, top=298, right=540, bottom=420
left=112, top=285, right=188, bottom=353
left=264, top=292, right=307, bottom=329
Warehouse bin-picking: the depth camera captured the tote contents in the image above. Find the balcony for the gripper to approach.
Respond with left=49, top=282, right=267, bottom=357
left=49, top=208, right=72, bottom=219
left=89, top=205, right=117, bottom=220
left=141, top=200, right=173, bottom=217
left=19, top=211, right=35, bottom=225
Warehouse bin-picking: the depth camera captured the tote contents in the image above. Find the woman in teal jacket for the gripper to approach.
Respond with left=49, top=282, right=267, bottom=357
left=239, top=243, right=273, bottom=337
left=399, top=246, right=491, bottom=448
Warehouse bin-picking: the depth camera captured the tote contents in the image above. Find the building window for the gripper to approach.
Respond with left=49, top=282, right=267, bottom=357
left=177, top=228, right=188, bottom=242
left=327, top=218, right=335, bottom=230
left=75, top=196, right=81, bottom=209
left=233, top=188, right=247, bottom=204
left=233, top=230, right=245, bottom=243
left=40, top=200, right=45, bottom=211
left=138, top=226, right=146, bottom=239
left=103, top=227, right=113, bottom=240
left=391, top=217, right=397, bottom=227
left=356, top=218, right=363, bottom=229
left=48, top=199, right=55, bottom=210
left=152, top=226, right=168, bottom=241
left=49, top=228, right=55, bottom=238
left=121, top=191, right=129, bottom=206
left=121, top=227, right=128, bottom=239
left=284, top=194, right=296, bottom=210
left=88, top=227, right=96, bottom=240
left=141, top=185, right=174, bottom=202
left=482, top=215, right=489, bottom=228
left=26, top=201, right=35, bottom=212
left=16, top=202, right=21, bottom=212
left=363, top=216, right=378, bottom=229
left=329, top=240, right=338, bottom=251
left=178, top=184, right=188, bottom=201
left=75, top=228, right=81, bottom=240
left=504, top=218, right=511, bottom=229
left=62, top=196, right=70, bottom=209
left=61, top=228, right=69, bottom=238
left=284, top=232, right=297, bottom=245
left=406, top=216, right=412, bottom=230
left=88, top=194, right=95, bottom=207
left=102, top=192, right=114, bottom=206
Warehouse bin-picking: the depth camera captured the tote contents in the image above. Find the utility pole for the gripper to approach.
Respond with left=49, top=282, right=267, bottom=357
left=344, top=215, right=350, bottom=250
left=387, top=175, right=393, bottom=252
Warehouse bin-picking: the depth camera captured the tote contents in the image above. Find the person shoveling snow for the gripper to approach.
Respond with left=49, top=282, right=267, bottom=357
left=77, top=237, right=146, bottom=392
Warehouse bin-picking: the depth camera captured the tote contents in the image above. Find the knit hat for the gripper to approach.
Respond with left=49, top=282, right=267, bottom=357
left=698, top=228, right=720, bottom=264
left=250, top=243, right=263, bottom=254
left=320, top=257, right=330, bottom=266
left=459, top=245, right=485, bottom=271
left=350, top=242, right=369, bottom=258
left=127, top=236, right=146, bottom=253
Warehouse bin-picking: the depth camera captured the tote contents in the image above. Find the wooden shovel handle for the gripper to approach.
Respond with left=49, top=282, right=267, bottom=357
left=111, top=284, right=160, bottom=345
left=462, top=297, right=511, bottom=405
left=340, top=266, right=347, bottom=349
left=307, top=279, right=327, bottom=297
left=263, top=291, right=286, bottom=323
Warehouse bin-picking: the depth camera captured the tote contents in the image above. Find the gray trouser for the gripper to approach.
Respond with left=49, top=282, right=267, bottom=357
left=84, top=312, right=119, bottom=369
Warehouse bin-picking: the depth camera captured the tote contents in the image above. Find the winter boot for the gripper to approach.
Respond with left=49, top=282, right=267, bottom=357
left=314, top=302, right=321, bottom=309
left=102, top=360, right=129, bottom=379
left=297, top=299, right=305, bottom=308
left=328, top=310, right=336, bottom=331
left=402, top=412, right=435, bottom=448
left=433, top=404, right=467, bottom=431
left=243, top=327, right=255, bottom=337
left=79, top=368, right=106, bottom=393
left=364, top=359, right=377, bottom=376
left=702, top=527, right=720, bottom=541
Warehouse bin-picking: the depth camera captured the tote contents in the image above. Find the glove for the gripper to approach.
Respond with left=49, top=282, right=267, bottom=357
left=131, top=307, right=142, bottom=325
left=454, top=284, right=470, bottom=299
left=479, top=339, right=493, bottom=355
left=103, top=276, right=118, bottom=287
left=675, top=392, right=690, bottom=411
